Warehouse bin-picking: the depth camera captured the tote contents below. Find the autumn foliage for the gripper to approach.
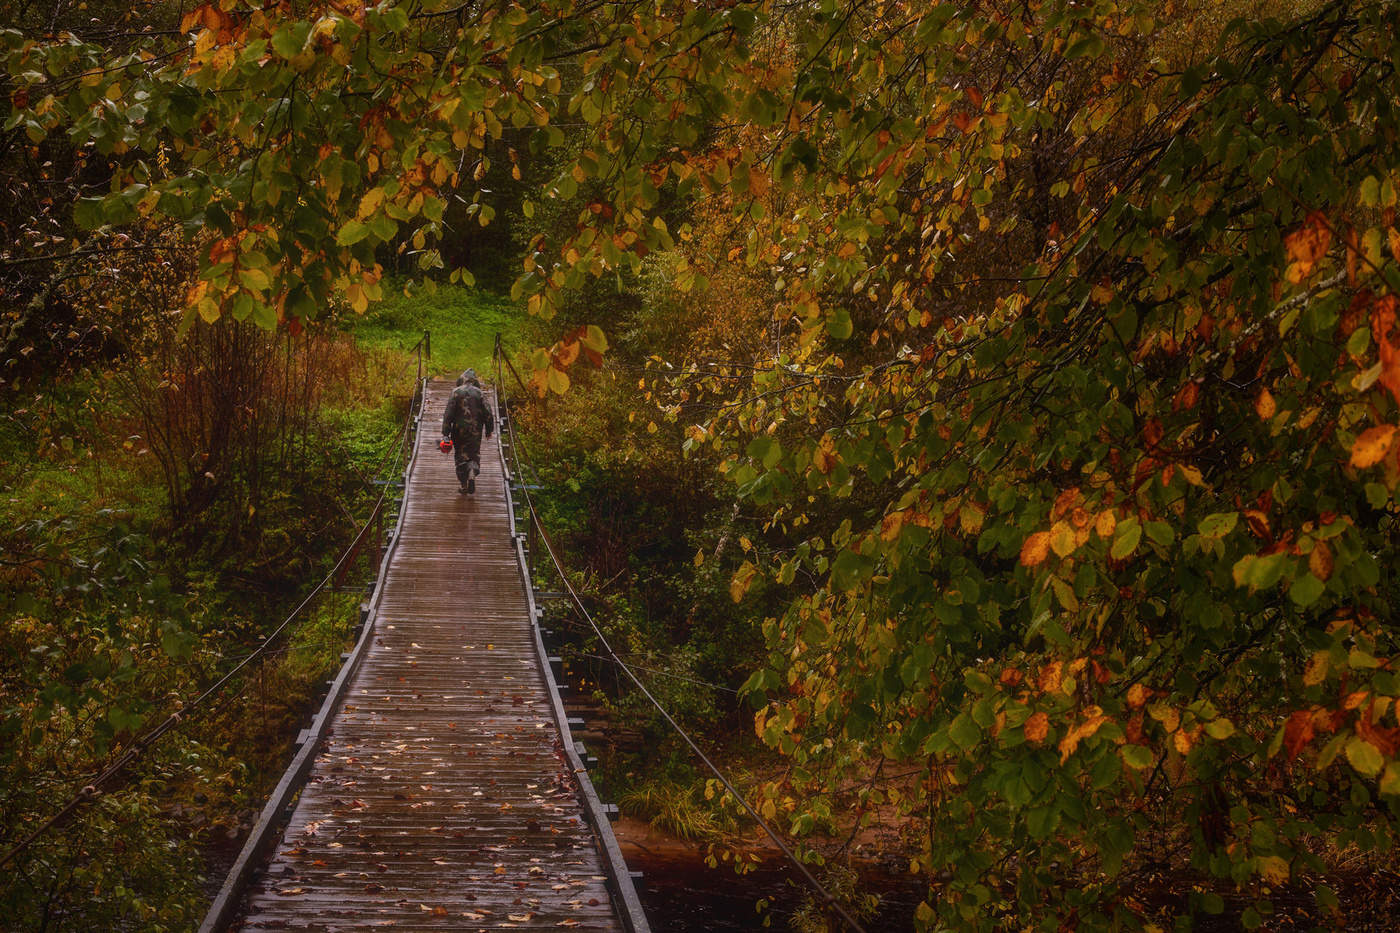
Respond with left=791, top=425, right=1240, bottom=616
left=7, top=0, right=1400, bottom=928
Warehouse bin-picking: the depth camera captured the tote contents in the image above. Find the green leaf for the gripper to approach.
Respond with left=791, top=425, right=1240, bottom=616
left=271, top=24, right=307, bottom=59
left=1344, top=736, right=1384, bottom=777
left=336, top=220, right=371, bottom=246
left=1197, top=512, right=1239, bottom=538
left=380, top=5, right=410, bottom=33
left=1065, top=33, right=1106, bottom=59
left=1360, top=176, right=1381, bottom=207
left=1348, top=648, right=1380, bottom=669
left=1110, top=519, right=1141, bottom=559
left=949, top=712, right=980, bottom=750
left=1051, top=577, right=1079, bottom=611
left=1233, top=552, right=1287, bottom=591
left=1205, top=718, right=1236, bottom=740
left=237, top=266, right=271, bottom=292
left=827, top=307, right=853, bottom=340
left=581, top=324, right=609, bottom=353
left=1026, top=804, right=1059, bottom=840
left=1143, top=521, right=1174, bottom=547
left=73, top=197, right=105, bottom=230
left=831, top=549, right=871, bottom=592
left=1120, top=744, right=1154, bottom=770
left=1288, top=573, right=1325, bottom=607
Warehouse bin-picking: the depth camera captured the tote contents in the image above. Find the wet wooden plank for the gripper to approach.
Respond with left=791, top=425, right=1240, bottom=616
left=234, top=382, right=623, bottom=932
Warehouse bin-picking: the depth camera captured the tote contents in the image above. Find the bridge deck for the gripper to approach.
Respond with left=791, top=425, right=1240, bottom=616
left=235, top=381, right=623, bottom=932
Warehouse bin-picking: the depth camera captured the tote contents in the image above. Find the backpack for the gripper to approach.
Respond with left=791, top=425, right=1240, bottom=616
left=448, top=385, right=483, bottom=437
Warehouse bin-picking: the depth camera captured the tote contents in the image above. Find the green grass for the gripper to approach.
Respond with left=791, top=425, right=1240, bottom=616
left=0, top=371, right=162, bottom=529
left=350, top=282, right=526, bottom=380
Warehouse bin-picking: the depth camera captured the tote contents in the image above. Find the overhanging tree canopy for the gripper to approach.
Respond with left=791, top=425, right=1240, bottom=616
left=6, top=0, right=1400, bottom=927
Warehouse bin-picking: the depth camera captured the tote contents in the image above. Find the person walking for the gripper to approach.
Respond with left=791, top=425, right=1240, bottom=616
left=441, top=368, right=494, bottom=494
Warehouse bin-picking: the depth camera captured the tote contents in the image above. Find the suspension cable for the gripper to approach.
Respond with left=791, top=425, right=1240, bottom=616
left=1, top=346, right=428, bottom=871
left=492, top=337, right=869, bottom=933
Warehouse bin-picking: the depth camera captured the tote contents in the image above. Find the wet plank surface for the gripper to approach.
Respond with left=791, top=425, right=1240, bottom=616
left=236, top=381, right=622, bottom=932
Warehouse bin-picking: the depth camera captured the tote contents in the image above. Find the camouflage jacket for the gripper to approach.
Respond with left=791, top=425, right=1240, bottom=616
left=442, top=383, right=494, bottom=440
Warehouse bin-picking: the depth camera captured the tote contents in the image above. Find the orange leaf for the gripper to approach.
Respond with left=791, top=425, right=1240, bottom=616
left=1051, top=487, right=1081, bottom=520
left=1309, top=541, right=1334, bottom=581
left=1283, top=709, right=1315, bottom=760
left=1126, top=683, right=1150, bottom=709
left=554, top=338, right=580, bottom=367
left=814, top=434, right=837, bottom=474
left=1020, top=531, right=1052, bottom=568
left=1173, top=380, right=1200, bottom=412
left=1255, top=388, right=1277, bottom=420
left=1059, top=708, right=1108, bottom=763
left=1038, top=661, right=1063, bottom=693
left=1349, top=424, right=1397, bottom=468
left=1284, top=212, right=1332, bottom=283
left=1024, top=711, right=1049, bottom=744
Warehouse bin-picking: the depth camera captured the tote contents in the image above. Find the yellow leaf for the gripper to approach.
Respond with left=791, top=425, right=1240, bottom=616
left=1095, top=510, right=1117, bottom=539
left=1309, top=540, right=1334, bottom=581
left=1257, top=855, right=1290, bottom=885
left=729, top=562, right=757, bottom=603
left=1303, top=651, right=1329, bottom=686
left=1149, top=703, right=1180, bottom=733
left=1049, top=521, right=1078, bottom=558
left=346, top=282, right=368, bottom=314
left=1349, top=424, right=1396, bottom=468
left=1173, top=729, right=1194, bottom=755
left=357, top=187, right=384, bottom=219
left=1020, top=531, right=1052, bottom=568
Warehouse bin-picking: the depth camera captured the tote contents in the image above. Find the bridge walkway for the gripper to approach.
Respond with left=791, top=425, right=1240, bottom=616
left=232, top=380, right=626, bottom=932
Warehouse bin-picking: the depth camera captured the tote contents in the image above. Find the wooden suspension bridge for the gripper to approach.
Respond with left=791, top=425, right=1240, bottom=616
left=202, top=379, right=649, bottom=933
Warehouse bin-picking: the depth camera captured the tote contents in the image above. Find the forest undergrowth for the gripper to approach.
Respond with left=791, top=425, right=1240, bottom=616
left=0, top=293, right=499, bottom=928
